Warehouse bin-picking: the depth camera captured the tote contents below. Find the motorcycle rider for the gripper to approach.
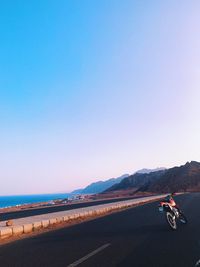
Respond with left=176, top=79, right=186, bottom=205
left=160, top=192, right=179, bottom=210
left=165, top=192, right=177, bottom=207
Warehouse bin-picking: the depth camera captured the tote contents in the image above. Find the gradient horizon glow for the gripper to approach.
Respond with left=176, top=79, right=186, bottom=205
left=1, top=1, right=200, bottom=195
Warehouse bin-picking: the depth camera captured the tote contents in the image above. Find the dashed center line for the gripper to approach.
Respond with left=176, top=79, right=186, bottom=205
left=67, top=243, right=111, bottom=267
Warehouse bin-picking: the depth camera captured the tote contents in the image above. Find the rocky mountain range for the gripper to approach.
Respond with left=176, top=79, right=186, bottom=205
left=71, top=168, right=166, bottom=194
left=105, top=161, right=200, bottom=193
left=105, top=169, right=166, bottom=192
left=71, top=174, right=129, bottom=194
left=136, top=168, right=166, bottom=174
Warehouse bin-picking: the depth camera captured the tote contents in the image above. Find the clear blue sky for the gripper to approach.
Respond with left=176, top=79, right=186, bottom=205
left=1, top=0, right=200, bottom=195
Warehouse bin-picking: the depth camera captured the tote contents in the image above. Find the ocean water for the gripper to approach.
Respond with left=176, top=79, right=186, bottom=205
left=0, top=193, right=71, bottom=208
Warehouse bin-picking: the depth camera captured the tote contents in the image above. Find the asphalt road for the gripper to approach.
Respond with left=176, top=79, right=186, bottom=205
left=0, top=193, right=199, bottom=267
left=0, top=197, right=139, bottom=221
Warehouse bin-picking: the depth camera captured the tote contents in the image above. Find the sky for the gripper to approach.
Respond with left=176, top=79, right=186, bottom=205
left=0, top=0, right=200, bottom=195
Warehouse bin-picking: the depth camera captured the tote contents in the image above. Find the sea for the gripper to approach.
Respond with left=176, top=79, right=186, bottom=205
left=0, top=193, right=72, bottom=209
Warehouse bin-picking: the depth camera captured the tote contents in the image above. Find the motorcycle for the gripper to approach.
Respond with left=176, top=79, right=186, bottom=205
left=158, top=201, right=187, bottom=230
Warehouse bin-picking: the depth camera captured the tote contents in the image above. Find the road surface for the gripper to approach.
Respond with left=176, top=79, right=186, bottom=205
left=0, top=193, right=199, bottom=267
left=0, top=197, right=140, bottom=221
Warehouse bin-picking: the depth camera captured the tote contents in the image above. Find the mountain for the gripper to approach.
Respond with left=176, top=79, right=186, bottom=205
left=71, top=174, right=129, bottom=194
left=136, top=167, right=166, bottom=174
left=105, top=170, right=166, bottom=192
left=71, top=168, right=166, bottom=195
left=105, top=161, right=200, bottom=193
left=70, top=189, right=83, bottom=194
left=139, top=161, right=200, bottom=193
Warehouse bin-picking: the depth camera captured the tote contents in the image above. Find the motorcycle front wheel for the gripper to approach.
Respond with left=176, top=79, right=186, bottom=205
left=166, top=212, right=177, bottom=230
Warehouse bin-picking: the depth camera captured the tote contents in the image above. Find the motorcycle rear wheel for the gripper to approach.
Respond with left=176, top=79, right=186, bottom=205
left=166, top=212, right=177, bottom=230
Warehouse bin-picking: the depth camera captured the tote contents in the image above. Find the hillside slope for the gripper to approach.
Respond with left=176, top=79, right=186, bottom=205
left=105, top=170, right=166, bottom=192
left=105, top=161, right=200, bottom=193
left=71, top=174, right=129, bottom=194
left=140, top=161, right=200, bottom=193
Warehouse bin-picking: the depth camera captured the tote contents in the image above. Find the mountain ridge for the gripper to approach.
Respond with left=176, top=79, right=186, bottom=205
left=71, top=168, right=166, bottom=194
left=105, top=161, right=200, bottom=193
left=71, top=174, right=129, bottom=194
left=105, top=170, right=166, bottom=192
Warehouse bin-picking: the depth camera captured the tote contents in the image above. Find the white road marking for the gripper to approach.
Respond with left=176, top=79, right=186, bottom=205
left=67, top=243, right=111, bottom=267
left=195, top=259, right=200, bottom=266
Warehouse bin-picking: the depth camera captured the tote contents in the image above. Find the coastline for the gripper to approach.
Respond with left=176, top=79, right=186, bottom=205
left=0, top=193, right=72, bottom=213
